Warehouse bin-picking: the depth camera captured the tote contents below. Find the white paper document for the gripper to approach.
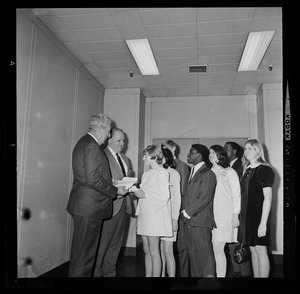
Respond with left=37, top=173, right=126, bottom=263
left=116, top=177, right=138, bottom=189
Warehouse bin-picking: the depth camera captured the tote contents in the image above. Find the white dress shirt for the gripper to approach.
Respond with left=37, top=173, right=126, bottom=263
left=87, top=132, right=98, bottom=144
left=107, top=146, right=128, bottom=174
left=230, top=157, right=238, bottom=167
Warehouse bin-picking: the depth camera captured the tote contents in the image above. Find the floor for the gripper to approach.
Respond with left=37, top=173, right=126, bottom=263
left=116, top=235, right=284, bottom=278
left=36, top=236, right=290, bottom=290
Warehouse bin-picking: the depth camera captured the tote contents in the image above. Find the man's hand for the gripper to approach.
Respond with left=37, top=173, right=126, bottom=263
left=180, top=212, right=191, bottom=228
left=117, top=186, right=128, bottom=196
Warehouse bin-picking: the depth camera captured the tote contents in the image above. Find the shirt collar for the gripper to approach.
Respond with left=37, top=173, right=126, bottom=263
left=230, top=157, right=238, bottom=167
left=108, top=145, right=117, bottom=156
left=87, top=132, right=98, bottom=144
left=192, top=161, right=205, bottom=174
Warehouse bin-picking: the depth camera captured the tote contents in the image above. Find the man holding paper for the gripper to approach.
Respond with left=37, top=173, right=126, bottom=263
left=94, top=127, right=135, bottom=277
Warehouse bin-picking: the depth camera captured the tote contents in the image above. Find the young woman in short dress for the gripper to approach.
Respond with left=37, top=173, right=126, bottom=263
left=209, top=145, right=241, bottom=277
left=133, top=145, right=172, bottom=277
left=238, top=139, right=275, bottom=278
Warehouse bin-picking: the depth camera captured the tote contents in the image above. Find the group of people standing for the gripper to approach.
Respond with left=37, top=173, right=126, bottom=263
left=133, top=139, right=275, bottom=278
left=66, top=113, right=275, bottom=279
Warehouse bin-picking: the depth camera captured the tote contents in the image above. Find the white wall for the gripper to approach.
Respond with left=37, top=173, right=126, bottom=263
left=104, top=88, right=146, bottom=250
left=145, top=95, right=258, bottom=143
left=17, top=9, right=105, bottom=277
left=258, top=83, right=283, bottom=255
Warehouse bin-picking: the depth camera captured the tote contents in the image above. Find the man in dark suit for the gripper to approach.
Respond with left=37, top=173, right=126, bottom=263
left=162, top=139, right=190, bottom=277
left=66, top=114, right=128, bottom=277
left=224, top=141, right=253, bottom=278
left=180, top=144, right=217, bottom=277
left=94, top=127, right=134, bottom=277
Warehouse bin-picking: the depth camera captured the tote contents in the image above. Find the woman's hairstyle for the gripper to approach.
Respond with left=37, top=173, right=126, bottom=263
left=143, top=145, right=163, bottom=165
left=244, top=139, right=270, bottom=166
left=241, top=153, right=249, bottom=174
left=210, top=145, right=230, bottom=168
left=162, top=139, right=176, bottom=149
left=161, top=147, right=177, bottom=169
left=88, top=113, right=111, bottom=131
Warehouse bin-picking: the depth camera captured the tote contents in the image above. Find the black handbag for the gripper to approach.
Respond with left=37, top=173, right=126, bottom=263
left=233, top=243, right=251, bottom=264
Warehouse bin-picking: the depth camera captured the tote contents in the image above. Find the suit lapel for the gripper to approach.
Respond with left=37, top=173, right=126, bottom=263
left=119, top=153, right=130, bottom=176
left=190, top=164, right=207, bottom=183
left=105, top=148, right=124, bottom=178
left=117, top=153, right=134, bottom=215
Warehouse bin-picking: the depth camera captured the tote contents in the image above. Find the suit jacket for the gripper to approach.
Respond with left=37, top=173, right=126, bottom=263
left=184, top=164, right=217, bottom=228
left=104, top=148, right=134, bottom=216
left=66, top=134, right=118, bottom=220
left=231, top=158, right=243, bottom=180
left=175, top=158, right=190, bottom=198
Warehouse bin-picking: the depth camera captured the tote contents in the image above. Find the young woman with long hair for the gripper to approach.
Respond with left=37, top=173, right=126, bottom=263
left=237, top=139, right=275, bottom=278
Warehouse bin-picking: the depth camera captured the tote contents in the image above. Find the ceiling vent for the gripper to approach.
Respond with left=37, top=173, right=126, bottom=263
left=188, top=65, right=207, bottom=73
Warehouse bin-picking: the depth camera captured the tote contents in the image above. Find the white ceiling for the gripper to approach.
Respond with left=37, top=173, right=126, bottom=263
left=31, top=7, right=282, bottom=98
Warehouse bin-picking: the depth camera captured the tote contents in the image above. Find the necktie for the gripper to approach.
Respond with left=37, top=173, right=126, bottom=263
left=116, top=153, right=126, bottom=177
left=189, top=166, right=194, bottom=182
left=116, top=153, right=133, bottom=214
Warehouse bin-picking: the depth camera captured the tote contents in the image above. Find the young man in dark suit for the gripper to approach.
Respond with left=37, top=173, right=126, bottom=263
left=66, top=114, right=128, bottom=277
left=94, top=127, right=134, bottom=277
left=224, top=141, right=253, bottom=278
left=180, top=144, right=217, bottom=277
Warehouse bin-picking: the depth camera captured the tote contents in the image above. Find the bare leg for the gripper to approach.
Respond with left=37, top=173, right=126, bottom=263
left=255, top=245, right=270, bottom=277
left=162, top=240, right=176, bottom=277
left=212, top=241, right=227, bottom=277
left=160, top=241, right=166, bottom=277
left=141, top=235, right=152, bottom=277
left=250, top=246, right=259, bottom=277
left=148, top=236, right=161, bottom=277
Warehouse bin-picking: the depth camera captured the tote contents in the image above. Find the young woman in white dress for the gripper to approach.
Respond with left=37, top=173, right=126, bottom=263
left=132, top=145, right=172, bottom=277
left=209, top=145, right=241, bottom=277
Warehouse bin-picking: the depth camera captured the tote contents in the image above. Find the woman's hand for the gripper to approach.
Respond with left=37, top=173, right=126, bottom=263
left=133, top=188, right=146, bottom=199
left=172, top=219, right=178, bottom=232
left=258, top=221, right=267, bottom=237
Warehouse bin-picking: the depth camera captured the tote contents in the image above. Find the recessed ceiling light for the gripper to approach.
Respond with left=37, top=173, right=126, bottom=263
left=125, top=39, right=159, bottom=75
left=238, top=31, right=275, bottom=71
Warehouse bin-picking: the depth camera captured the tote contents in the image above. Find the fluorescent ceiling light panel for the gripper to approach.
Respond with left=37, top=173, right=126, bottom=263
left=238, top=31, right=275, bottom=71
left=126, top=39, right=159, bottom=75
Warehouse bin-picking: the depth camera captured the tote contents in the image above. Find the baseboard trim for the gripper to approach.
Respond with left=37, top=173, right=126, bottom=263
left=271, top=254, right=283, bottom=265
left=38, top=261, right=69, bottom=277
left=120, top=246, right=136, bottom=256
left=38, top=252, right=283, bottom=278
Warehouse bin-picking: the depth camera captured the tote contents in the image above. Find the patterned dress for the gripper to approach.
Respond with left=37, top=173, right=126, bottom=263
left=135, top=167, right=173, bottom=237
left=211, top=166, right=241, bottom=242
left=237, top=164, right=275, bottom=246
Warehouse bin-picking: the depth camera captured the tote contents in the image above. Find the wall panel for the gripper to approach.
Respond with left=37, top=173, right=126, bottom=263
left=149, top=97, right=252, bottom=139
left=17, top=10, right=105, bottom=277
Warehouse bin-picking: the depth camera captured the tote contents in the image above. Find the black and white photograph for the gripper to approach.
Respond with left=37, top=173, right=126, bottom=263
left=5, top=4, right=296, bottom=291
